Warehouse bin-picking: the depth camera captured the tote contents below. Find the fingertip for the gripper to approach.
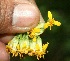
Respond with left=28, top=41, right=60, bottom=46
left=0, top=34, right=14, bottom=44
left=0, top=42, right=10, bottom=61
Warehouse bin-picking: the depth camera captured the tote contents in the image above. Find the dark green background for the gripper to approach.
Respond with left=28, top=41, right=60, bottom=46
left=11, top=0, right=70, bottom=61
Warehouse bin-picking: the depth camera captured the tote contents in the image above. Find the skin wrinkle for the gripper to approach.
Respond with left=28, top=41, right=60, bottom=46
left=3, top=0, right=14, bottom=33
left=0, top=0, right=7, bottom=32
left=0, top=0, right=14, bottom=33
left=0, top=0, right=6, bottom=30
left=13, top=0, right=31, bottom=4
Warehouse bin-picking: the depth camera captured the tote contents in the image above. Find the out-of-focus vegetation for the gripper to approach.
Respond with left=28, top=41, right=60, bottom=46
left=11, top=0, right=70, bottom=61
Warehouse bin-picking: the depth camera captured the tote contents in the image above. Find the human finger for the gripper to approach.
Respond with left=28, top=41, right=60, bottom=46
left=0, top=41, right=10, bottom=61
left=0, top=0, right=40, bottom=34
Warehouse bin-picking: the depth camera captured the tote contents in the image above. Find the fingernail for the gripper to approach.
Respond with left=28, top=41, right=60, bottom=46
left=12, top=3, right=40, bottom=27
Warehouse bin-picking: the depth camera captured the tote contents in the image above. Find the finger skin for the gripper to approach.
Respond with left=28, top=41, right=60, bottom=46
left=0, top=34, right=14, bottom=44
left=0, top=0, right=40, bottom=34
left=0, top=42, right=10, bottom=61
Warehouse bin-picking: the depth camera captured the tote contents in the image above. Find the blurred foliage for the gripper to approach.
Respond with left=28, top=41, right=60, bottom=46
left=10, top=0, right=70, bottom=61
